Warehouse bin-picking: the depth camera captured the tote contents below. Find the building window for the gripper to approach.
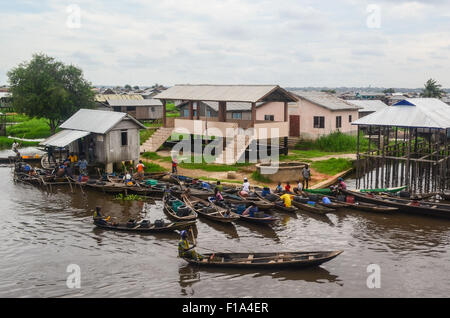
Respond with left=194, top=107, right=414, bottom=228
left=193, top=110, right=197, bottom=117
left=207, top=111, right=211, bottom=117
left=232, top=112, right=242, bottom=119
left=126, top=106, right=136, bottom=111
left=183, top=109, right=189, bottom=117
left=264, top=115, right=274, bottom=121
left=113, top=106, right=121, bottom=112
left=151, top=107, right=155, bottom=112
left=336, top=116, right=342, bottom=128
left=121, top=130, right=128, bottom=146
left=313, top=116, right=325, bottom=128
left=349, top=115, right=352, bottom=122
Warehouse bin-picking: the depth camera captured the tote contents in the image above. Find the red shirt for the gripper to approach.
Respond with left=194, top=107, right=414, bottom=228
left=285, top=184, right=291, bottom=192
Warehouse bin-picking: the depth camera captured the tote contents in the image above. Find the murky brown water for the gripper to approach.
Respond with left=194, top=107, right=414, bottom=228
left=0, top=166, right=449, bottom=297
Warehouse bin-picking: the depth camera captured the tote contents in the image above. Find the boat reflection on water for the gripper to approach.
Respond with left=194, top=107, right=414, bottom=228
left=178, top=264, right=201, bottom=296
left=198, top=217, right=239, bottom=239
left=235, top=221, right=280, bottom=242
left=177, top=263, right=342, bottom=294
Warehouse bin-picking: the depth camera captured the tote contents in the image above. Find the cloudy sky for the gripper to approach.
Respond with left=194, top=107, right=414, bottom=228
left=0, top=0, right=449, bottom=88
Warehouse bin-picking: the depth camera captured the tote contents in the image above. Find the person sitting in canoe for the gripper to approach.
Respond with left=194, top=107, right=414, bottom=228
left=135, top=160, right=145, bottom=181
left=178, top=230, right=203, bottom=260
left=284, top=182, right=292, bottom=193
left=93, top=207, right=111, bottom=225
left=122, top=168, right=134, bottom=185
left=278, top=190, right=292, bottom=208
left=337, top=178, right=347, bottom=191
left=293, top=179, right=303, bottom=194
left=242, top=205, right=258, bottom=217
left=240, top=178, right=250, bottom=197
left=261, top=186, right=271, bottom=197
left=214, top=187, right=224, bottom=201
left=274, top=182, right=283, bottom=193
left=215, top=180, right=223, bottom=193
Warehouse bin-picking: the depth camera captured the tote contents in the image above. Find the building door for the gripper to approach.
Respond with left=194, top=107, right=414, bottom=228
left=289, top=115, right=300, bottom=137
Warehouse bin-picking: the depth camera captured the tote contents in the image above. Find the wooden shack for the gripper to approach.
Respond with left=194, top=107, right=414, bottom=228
left=41, top=109, right=146, bottom=173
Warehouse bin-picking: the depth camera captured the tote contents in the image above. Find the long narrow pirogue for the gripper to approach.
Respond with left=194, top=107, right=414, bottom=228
left=94, top=219, right=196, bottom=233
left=182, top=250, right=343, bottom=268
left=163, top=193, right=198, bottom=221
left=207, top=197, right=277, bottom=224
left=342, top=189, right=450, bottom=219
left=253, top=189, right=299, bottom=213
left=238, top=191, right=275, bottom=210
left=182, top=194, right=240, bottom=223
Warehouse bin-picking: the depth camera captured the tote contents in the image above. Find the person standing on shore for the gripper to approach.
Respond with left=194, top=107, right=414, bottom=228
left=302, top=164, right=311, bottom=189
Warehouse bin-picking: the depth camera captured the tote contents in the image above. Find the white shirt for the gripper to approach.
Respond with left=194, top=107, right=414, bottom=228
left=242, top=182, right=250, bottom=192
left=297, top=182, right=303, bottom=190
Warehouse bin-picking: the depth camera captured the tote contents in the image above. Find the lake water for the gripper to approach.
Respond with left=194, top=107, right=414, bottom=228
left=0, top=166, right=449, bottom=297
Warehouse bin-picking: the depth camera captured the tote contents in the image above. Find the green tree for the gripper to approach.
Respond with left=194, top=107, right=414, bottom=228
left=7, top=54, right=94, bottom=134
left=124, top=84, right=132, bottom=91
left=422, top=78, right=444, bottom=98
left=133, top=85, right=139, bottom=90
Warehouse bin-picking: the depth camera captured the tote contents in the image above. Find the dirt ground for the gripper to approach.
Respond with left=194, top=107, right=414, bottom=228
left=142, top=150, right=341, bottom=189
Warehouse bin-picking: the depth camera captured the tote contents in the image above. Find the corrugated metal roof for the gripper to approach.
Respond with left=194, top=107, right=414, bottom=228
left=59, top=109, right=146, bottom=134
left=154, top=85, right=298, bottom=103
left=40, top=129, right=90, bottom=147
left=290, top=91, right=362, bottom=111
left=107, top=99, right=162, bottom=107
left=346, top=100, right=388, bottom=113
left=95, top=94, right=144, bottom=103
left=176, top=101, right=267, bottom=112
left=352, top=98, right=450, bottom=129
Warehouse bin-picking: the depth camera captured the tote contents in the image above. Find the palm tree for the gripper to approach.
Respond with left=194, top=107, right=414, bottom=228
left=422, top=79, right=444, bottom=98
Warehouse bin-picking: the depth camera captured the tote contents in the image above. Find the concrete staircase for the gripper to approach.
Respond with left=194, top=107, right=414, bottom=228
left=140, top=127, right=174, bottom=153
left=215, top=134, right=254, bottom=164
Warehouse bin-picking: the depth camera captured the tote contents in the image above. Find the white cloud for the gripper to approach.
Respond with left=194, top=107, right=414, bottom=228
left=0, top=0, right=449, bottom=87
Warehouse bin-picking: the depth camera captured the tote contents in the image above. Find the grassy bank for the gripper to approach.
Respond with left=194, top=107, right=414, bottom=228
left=311, top=158, right=353, bottom=175
left=7, top=117, right=53, bottom=139
left=295, top=132, right=368, bottom=152
left=0, top=136, right=40, bottom=150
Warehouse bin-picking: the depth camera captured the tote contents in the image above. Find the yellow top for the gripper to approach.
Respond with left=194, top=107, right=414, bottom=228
left=68, top=155, right=78, bottom=163
left=280, top=194, right=292, bottom=208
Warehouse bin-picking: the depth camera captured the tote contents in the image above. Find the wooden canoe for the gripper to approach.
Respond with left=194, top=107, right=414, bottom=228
left=94, top=219, right=196, bottom=232
left=208, top=197, right=277, bottom=224
left=238, top=192, right=275, bottom=210
left=291, top=198, right=335, bottom=215
left=342, top=189, right=450, bottom=219
left=163, top=193, right=198, bottom=221
left=253, top=189, right=299, bottom=214
left=183, top=250, right=343, bottom=268
left=182, top=194, right=240, bottom=223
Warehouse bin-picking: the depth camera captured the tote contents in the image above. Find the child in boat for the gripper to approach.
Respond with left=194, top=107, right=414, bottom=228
left=261, top=186, right=271, bottom=197
left=240, top=178, right=250, bottom=197
left=274, top=182, right=283, bottom=193
left=293, top=179, right=303, bottom=194
left=337, top=177, right=347, bottom=190
left=284, top=182, right=291, bottom=193
left=178, top=230, right=203, bottom=260
left=214, top=187, right=224, bottom=201
left=279, top=190, right=292, bottom=208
